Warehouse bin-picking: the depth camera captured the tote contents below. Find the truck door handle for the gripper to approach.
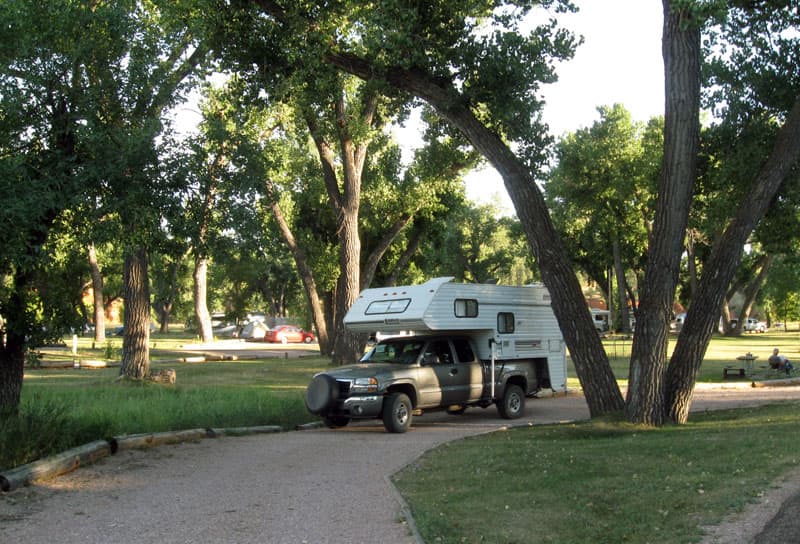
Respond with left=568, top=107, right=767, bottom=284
left=450, top=368, right=458, bottom=376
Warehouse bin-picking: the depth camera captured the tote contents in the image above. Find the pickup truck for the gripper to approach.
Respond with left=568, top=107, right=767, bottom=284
left=304, top=334, right=548, bottom=433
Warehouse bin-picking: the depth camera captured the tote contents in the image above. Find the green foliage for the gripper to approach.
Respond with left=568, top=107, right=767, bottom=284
left=418, top=202, right=536, bottom=285
left=703, top=1, right=800, bottom=118
left=763, top=255, right=800, bottom=324
left=546, top=104, right=661, bottom=300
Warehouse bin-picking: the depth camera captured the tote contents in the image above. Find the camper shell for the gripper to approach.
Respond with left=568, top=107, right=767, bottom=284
left=345, top=276, right=567, bottom=382
left=305, top=277, right=567, bottom=433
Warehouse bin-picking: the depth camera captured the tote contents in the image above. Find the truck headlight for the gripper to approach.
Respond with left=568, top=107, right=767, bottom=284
left=351, top=377, right=379, bottom=393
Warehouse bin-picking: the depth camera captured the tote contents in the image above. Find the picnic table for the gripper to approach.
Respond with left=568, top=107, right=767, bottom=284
left=724, top=353, right=758, bottom=379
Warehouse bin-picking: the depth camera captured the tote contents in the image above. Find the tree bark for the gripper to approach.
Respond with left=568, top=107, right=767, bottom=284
left=666, top=97, right=800, bottom=423
left=625, top=1, right=701, bottom=425
left=88, top=243, right=106, bottom=343
left=0, top=275, right=28, bottom=416
left=120, top=247, right=151, bottom=379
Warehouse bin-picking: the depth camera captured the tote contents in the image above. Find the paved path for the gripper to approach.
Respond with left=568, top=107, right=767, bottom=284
left=2, top=385, right=799, bottom=544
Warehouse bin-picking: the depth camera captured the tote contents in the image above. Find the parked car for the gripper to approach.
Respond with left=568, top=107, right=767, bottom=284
left=264, top=325, right=315, bottom=344
left=744, top=318, right=768, bottom=333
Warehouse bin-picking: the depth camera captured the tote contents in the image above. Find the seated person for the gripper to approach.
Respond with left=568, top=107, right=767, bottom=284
left=768, top=348, right=795, bottom=375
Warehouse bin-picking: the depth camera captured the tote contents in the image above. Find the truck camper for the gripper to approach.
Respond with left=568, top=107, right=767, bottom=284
left=305, top=277, right=567, bottom=432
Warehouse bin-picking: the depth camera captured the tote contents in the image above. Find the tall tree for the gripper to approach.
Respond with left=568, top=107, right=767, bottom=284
left=0, top=0, right=121, bottom=412
left=665, top=1, right=800, bottom=423
left=82, top=1, right=208, bottom=379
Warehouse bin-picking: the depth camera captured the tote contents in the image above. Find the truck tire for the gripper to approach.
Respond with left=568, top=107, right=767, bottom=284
left=382, top=392, right=412, bottom=433
left=305, top=374, right=338, bottom=414
left=497, top=384, right=525, bottom=419
left=322, top=415, right=350, bottom=428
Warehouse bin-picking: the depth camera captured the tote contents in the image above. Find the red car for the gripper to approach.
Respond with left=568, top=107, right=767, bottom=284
left=265, top=325, right=316, bottom=344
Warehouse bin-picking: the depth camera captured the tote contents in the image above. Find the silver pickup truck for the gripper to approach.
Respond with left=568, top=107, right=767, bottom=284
left=305, top=334, right=548, bottom=433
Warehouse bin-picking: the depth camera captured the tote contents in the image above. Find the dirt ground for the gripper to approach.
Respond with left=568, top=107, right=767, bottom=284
left=2, top=383, right=800, bottom=544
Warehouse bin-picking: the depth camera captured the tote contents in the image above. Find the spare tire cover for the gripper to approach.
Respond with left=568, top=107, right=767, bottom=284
left=305, top=374, right=338, bottom=414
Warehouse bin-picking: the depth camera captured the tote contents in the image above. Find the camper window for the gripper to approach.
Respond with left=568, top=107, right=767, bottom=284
left=365, top=299, right=411, bottom=315
left=454, top=298, right=478, bottom=318
left=497, top=312, right=515, bottom=334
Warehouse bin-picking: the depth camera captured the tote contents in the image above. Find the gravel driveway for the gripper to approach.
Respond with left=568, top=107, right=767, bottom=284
left=2, top=384, right=799, bottom=544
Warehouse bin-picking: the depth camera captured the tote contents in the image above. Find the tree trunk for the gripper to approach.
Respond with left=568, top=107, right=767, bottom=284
left=305, top=92, right=377, bottom=365
left=386, top=227, right=423, bottom=286
left=625, top=1, right=701, bottom=426
left=666, top=97, right=800, bottom=423
left=194, top=256, right=213, bottom=342
left=686, top=230, right=699, bottom=300
left=120, top=247, right=151, bottom=380
left=612, top=235, right=631, bottom=334
left=734, top=254, right=773, bottom=326
left=0, top=274, right=28, bottom=416
left=88, top=243, right=106, bottom=343
left=332, top=208, right=363, bottom=364
left=158, top=304, right=171, bottom=334
left=268, top=198, right=331, bottom=354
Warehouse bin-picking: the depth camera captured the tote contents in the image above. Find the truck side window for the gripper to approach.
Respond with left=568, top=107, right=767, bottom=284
left=497, top=312, right=515, bottom=334
left=423, top=340, right=453, bottom=365
left=452, top=339, right=475, bottom=363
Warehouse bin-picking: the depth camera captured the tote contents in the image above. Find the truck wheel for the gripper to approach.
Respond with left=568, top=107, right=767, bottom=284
left=305, top=374, right=338, bottom=414
left=382, top=392, right=412, bottom=433
left=497, top=384, right=525, bottom=419
left=322, top=416, right=350, bottom=429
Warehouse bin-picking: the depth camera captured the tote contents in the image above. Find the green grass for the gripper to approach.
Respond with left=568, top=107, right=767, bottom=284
left=1, top=336, right=331, bottom=470
left=394, top=404, right=800, bottom=544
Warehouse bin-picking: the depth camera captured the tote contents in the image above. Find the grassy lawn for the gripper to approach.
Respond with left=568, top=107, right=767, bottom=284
left=394, top=328, right=800, bottom=544
left=1, top=333, right=331, bottom=470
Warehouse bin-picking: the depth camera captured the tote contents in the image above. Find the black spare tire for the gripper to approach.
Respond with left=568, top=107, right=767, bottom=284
left=305, top=374, right=339, bottom=414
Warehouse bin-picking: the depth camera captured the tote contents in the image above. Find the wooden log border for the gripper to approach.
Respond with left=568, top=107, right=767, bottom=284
left=1, top=424, right=292, bottom=493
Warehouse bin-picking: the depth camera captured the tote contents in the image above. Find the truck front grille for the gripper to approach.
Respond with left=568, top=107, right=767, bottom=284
left=336, top=379, right=351, bottom=398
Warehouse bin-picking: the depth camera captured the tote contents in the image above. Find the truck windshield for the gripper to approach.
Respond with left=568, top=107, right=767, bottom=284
left=362, top=340, right=424, bottom=364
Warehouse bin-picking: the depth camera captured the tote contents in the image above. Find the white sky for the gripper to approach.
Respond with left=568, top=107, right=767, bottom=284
left=465, top=0, right=665, bottom=213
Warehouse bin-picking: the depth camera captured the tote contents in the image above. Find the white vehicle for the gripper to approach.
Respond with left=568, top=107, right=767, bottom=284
left=744, top=318, right=768, bottom=333
left=591, top=309, right=610, bottom=333
left=306, top=277, right=567, bottom=432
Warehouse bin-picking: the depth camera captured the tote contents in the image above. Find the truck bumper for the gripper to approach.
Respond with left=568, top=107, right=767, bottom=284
left=335, top=395, right=383, bottom=418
